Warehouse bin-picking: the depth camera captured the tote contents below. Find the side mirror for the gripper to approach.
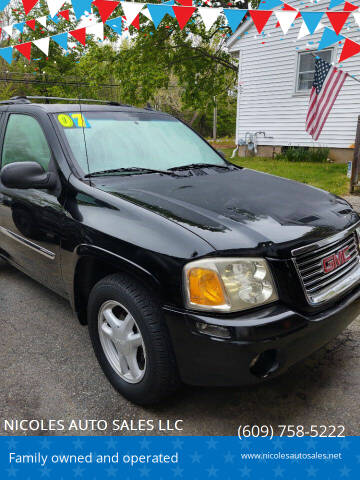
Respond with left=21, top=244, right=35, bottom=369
left=217, top=150, right=226, bottom=159
left=0, top=162, right=56, bottom=190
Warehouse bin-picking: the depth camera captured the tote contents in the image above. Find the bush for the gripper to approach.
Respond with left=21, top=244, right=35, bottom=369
left=277, top=146, right=329, bottom=163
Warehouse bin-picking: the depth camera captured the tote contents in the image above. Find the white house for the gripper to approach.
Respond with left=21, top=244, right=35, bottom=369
left=227, top=0, right=360, bottom=162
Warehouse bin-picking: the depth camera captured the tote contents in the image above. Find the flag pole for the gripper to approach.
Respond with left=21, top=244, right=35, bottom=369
left=310, top=52, right=360, bottom=84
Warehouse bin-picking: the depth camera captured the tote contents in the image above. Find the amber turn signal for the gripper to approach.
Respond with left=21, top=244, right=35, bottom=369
left=187, top=267, right=226, bottom=306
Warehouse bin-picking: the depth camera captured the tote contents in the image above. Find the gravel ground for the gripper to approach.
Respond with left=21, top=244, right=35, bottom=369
left=1, top=197, right=360, bottom=437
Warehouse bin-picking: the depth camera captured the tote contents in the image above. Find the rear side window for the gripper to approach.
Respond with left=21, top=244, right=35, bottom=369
left=1, top=114, right=51, bottom=171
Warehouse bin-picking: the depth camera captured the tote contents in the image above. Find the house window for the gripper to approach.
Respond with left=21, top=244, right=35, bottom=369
left=296, top=49, right=333, bottom=92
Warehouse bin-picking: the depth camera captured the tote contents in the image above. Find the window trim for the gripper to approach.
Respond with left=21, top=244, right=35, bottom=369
left=0, top=112, right=52, bottom=171
left=293, top=47, right=336, bottom=96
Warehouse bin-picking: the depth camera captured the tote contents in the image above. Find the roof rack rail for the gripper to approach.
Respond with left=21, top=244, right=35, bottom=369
left=0, top=96, right=31, bottom=105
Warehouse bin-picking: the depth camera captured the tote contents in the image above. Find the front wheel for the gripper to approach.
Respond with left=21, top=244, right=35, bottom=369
left=87, top=273, right=180, bottom=405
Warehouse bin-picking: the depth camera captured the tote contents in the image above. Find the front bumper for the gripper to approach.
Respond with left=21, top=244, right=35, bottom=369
left=163, top=285, right=360, bottom=386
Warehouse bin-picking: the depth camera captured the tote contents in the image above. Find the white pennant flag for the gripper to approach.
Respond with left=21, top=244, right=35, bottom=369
left=47, top=0, right=65, bottom=18
left=87, top=22, right=104, bottom=41
left=37, top=16, right=48, bottom=28
left=141, top=7, right=152, bottom=22
left=33, top=37, right=50, bottom=56
left=275, top=11, right=298, bottom=35
left=297, top=20, right=324, bottom=40
left=3, top=25, right=13, bottom=37
left=198, top=7, right=222, bottom=31
left=353, top=11, right=360, bottom=27
left=121, top=2, right=144, bottom=26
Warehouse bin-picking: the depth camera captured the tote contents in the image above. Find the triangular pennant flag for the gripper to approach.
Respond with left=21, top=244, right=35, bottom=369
left=72, top=0, right=93, bottom=19
left=197, top=7, right=221, bottom=31
left=106, top=16, right=122, bottom=35
left=14, top=42, right=32, bottom=60
left=37, top=16, right=48, bottom=28
left=141, top=7, right=152, bottom=22
left=329, top=0, right=344, bottom=8
left=0, top=47, right=13, bottom=64
left=297, top=20, right=324, bottom=39
left=13, top=22, right=26, bottom=33
left=121, top=1, right=144, bottom=26
left=318, top=27, right=344, bottom=50
left=176, top=0, right=192, bottom=5
left=301, top=12, right=324, bottom=35
left=21, top=0, right=38, bottom=15
left=49, top=14, right=60, bottom=24
left=223, top=9, right=247, bottom=33
left=3, top=25, right=13, bottom=37
left=258, top=0, right=282, bottom=10
left=87, top=21, right=104, bottom=40
left=275, top=10, right=298, bottom=34
left=33, top=36, right=50, bottom=55
left=249, top=10, right=272, bottom=34
left=339, top=38, right=360, bottom=62
left=46, top=0, right=65, bottom=18
left=353, top=11, right=360, bottom=27
left=147, top=4, right=174, bottom=28
left=344, top=2, right=358, bottom=11
left=26, top=19, right=36, bottom=30
left=58, top=9, right=70, bottom=20
left=172, top=6, right=196, bottom=30
left=326, top=12, right=350, bottom=35
left=92, top=0, right=119, bottom=23
left=69, top=27, right=87, bottom=45
left=51, top=32, right=68, bottom=50
left=131, top=14, right=140, bottom=29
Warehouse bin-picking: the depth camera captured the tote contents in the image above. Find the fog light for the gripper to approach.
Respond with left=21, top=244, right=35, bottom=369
left=195, top=321, right=231, bottom=339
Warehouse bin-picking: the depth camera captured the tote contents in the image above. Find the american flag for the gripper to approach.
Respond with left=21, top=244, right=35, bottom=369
left=306, top=57, right=348, bottom=141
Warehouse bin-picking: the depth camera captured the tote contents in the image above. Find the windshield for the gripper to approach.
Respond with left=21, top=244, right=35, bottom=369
left=55, top=111, right=226, bottom=175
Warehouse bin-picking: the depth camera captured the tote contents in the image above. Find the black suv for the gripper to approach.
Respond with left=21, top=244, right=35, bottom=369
left=0, top=96, right=359, bottom=404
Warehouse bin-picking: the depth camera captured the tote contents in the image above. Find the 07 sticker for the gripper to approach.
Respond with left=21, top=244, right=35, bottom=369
left=57, top=113, right=90, bottom=128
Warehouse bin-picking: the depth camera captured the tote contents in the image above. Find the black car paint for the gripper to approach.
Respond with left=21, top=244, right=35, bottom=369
left=0, top=102, right=359, bottom=387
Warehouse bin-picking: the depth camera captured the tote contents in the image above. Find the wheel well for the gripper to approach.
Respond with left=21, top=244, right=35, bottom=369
left=73, top=256, right=160, bottom=325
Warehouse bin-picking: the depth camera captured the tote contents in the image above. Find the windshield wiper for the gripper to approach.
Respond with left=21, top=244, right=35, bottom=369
left=168, top=163, right=231, bottom=171
left=85, top=167, right=177, bottom=178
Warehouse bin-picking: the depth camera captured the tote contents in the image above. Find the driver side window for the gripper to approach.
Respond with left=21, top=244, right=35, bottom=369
left=2, top=114, right=51, bottom=171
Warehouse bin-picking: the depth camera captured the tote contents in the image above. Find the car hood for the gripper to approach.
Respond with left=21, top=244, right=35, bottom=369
left=93, top=167, right=359, bottom=258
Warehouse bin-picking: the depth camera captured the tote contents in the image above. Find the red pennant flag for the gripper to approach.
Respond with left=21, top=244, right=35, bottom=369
left=26, top=19, right=36, bottom=30
left=131, top=14, right=140, bottom=30
left=339, top=38, right=360, bottom=62
left=58, top=9, right=70, bottom=21
left=172, top=6, right=196, bottom=30
left=176, top=0, right=193, bottom=5
left=326, top=12, right=351, bottom=35
left=92, top=0, right=119, bottom=23
left=343, top=2, right=358, bottom=11
left=69, top=27, right=87, bottom=46
left=249, top=10, right=272, bottom=34
left=21, top=0, right=38, bottom=15
left=14, top=42, right=32, bottom=60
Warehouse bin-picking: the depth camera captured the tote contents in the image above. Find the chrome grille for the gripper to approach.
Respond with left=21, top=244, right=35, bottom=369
left=293, top=231, right=360, bottom=305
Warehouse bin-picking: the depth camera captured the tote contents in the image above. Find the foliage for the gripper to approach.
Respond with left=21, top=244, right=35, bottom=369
left=276, top=146, right=330, bottom=163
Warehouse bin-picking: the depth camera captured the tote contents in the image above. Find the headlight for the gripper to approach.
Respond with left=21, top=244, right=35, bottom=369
left=183, top=257, right=278, bottom=312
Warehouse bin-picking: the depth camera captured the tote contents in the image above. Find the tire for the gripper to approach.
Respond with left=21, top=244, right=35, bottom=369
left=87, top=273, right=180, bottom=405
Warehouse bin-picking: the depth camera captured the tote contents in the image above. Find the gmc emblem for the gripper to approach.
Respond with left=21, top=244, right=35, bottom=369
left=322, top=246, right=351, bottom=274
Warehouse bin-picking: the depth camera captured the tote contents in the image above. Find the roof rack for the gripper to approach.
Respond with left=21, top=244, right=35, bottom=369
left=0, top=95, right=130, bottom=106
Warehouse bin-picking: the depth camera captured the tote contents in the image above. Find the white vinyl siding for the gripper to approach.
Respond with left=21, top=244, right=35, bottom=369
left=228, top=0, right=360, bottom=149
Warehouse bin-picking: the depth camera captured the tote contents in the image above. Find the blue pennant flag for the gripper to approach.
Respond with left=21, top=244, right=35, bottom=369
left=329, top=0, right=344, bottom=9
left=52, top=32, right=68, bottom=51
left=147, top=4, right=175, bottom=28
left=106, top=17, right=122, bottom=36
left=318, top=27, right=344, bottom=50
left=13, top=22, right=25, bottom=33
left=223, top=9, right=247, bottom=33
left=0, top=0, right=10, bottom=11
left=258, top=0, right=283, bottom=10
left=301, top=12, right=324, bottom=35
left=48, top=14, right=60, bottom=24
left=72, top=0, right=93, bottom=20
left=0, top=47, right=12, bottom=64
